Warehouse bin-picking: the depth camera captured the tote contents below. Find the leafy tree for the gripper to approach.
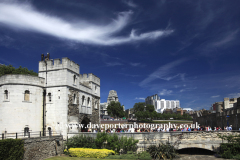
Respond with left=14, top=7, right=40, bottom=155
left=133, top=102, right=145, bottom=113
left=107, top=101, right=125, bottom=119
left=0, top=65, right=38, bottom=77
left=146, top=104, right=155, bottom=112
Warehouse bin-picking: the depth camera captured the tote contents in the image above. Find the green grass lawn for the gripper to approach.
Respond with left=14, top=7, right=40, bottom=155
left=45, top=156, right=134, bottom=160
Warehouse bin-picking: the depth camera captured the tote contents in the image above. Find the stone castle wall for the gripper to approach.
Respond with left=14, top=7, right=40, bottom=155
left=23, top=136, right=64, bottom=160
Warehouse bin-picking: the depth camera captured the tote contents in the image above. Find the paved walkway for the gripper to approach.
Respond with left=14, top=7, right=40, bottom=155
left=174, top=154, right=232, bottom=160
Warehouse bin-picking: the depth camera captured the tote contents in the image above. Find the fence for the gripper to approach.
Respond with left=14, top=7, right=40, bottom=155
left=1, top=131, right=61, bottom=140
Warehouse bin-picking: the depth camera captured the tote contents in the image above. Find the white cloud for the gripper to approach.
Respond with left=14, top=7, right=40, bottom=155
left=122, top=0, right=138, bottom=8
left=139, top=58, right=188, bottom=87
left=180, top=89, right=185, bottom=93
left=159, top=89, right=172, bottom=96
left=0, top=2, right=173, bottom=46
left=211, top=95, right=220, bottom=98
left=228, top=93, right=240, bottom=98
left=130, top=62, right=140, bottom=67
left=212, top=30, right=238, bottom=47
left=135, top=97, right=145, bottom=100
left=106, top=62, right=123, bottom=66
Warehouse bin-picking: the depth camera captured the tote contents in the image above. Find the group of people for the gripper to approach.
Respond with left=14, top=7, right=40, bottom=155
left=87, top=125, right=233, bottom=133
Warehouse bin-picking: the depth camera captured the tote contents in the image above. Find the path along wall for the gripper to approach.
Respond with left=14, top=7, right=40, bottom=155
left=23, top=136, right=64, bottom=160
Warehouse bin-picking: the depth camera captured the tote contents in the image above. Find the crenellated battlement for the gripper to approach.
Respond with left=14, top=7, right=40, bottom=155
left=39, top=57, right=79, bottom=74
left=79, top=73, right=100, bottom=86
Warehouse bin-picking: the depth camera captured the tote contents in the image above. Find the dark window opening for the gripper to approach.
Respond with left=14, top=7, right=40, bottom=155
left=24, top=90, right=30, bottom=101
left=4, top=90, right=8, bottom=100
left=24, top=127, right=29, bottom=136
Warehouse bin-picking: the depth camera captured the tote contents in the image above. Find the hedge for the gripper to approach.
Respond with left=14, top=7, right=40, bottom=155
left=0, top=139, right=24, bottom=160
left=68, top=148, right=115, bottom=158
left=220, top=143, right=240, bottom=159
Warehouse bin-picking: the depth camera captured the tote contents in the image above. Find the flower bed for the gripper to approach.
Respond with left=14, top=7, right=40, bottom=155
left=68, top=148, right=115, bottom=158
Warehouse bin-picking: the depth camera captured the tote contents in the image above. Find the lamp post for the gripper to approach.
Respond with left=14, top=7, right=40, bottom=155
left=236, top=114, right=238, bottom=130
left=226, top=115, right=230, bottom=127
left=221, top=116, right=223, bottom=129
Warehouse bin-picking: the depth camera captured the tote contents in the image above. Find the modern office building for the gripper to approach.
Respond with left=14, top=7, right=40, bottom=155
left=145, top=94, right=180, bottom=113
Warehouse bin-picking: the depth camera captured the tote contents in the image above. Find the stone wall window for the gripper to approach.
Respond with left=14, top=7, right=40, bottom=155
left=73, top=75, right=76, bottom=85
left=73, top=94, right=77, bottom=104
left=48, top=93, right=52, bottom=102
left=82, top=96, right=85, bottom=106
left=24, top=127, right=29, bottom=136
left=87, top=97, right=90, bottom=107
left=95, top=86, right=97, bottom=94
left=4, top=90, right=8, bottom=100
left=94, top=101, right=98, bottom=109
left=24, top=90, right=30, bottom=101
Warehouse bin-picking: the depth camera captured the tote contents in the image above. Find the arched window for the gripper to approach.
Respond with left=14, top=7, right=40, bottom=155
left=4, top=90, right=8, bottom=100
left=95, top=101, right=98, bottom=109
left=73, top=94, right=77, bottom=104
left=95, top=86, right=97, bottom=94
left=73, top=75, right=76, bottom=85
left=24, top=127, right=29, bottom=136
left=24, top=90, right=30, bottom=101
left=82, top=96, right=85, bottom=106
left=87, top=97, right=90, bottom=107
left=48, top=93, right=52, bottom=102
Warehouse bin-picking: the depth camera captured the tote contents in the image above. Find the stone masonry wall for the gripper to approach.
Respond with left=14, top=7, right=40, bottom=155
left=23, top=136, right=64, bottom=160
left=194, top=113, right=240, bottom=130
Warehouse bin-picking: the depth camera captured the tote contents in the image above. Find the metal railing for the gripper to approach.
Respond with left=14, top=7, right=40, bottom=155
left=1, top=131, right=61, bottom=140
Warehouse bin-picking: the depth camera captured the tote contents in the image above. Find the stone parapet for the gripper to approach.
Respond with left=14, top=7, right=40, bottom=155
left=0, top=74, right=45, bottom=87
left=79, top=73, right=100, bottom=86
left=39, top=57, right=80, bottom=74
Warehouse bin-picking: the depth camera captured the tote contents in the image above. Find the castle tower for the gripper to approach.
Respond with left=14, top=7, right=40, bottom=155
left=107, top=90, right=118, bottom=104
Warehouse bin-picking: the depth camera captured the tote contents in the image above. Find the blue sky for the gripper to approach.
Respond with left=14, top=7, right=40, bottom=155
left=0, top=0, right=240, bottom=111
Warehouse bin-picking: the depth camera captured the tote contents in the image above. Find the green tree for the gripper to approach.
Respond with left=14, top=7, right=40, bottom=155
left=133, top=102, right=145, bottom=113
left=107, top=101, right=125, bottom=119
left=0, top=65, right=38, bottom=77
left=146, top=104, right=155, bottom=112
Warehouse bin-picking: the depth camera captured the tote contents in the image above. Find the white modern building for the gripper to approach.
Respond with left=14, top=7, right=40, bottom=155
left=145, top=94, right=180, bottom=113
left=0, top=54, right=100, bottom=139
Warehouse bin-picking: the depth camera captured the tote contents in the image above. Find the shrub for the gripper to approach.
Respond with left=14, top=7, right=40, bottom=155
left=0, top=139, right=24, bottom=160
left=106, top=134, right=139, bottom=154
left=218, top=134, right=240, bottom=159
left=68, top=148, right=115, bottom=158
left=65, top=135, right=96, bottom=149
left=66, top=133, right=139, bottom=154
left=233, top=154, right=240, bottom=160
left=95, top=132, right=108, bottom=149
left=147, top=143, right=177, bottom=160
left=106, top=133, right=121, bottom=153
left=220, top=143, right=240, bottom=159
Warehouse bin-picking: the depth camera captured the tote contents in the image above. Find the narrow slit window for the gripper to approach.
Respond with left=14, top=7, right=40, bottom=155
left=4, top=90, right=8, bottom=100
left=95, top=86, right=97, bottom=93
left=87, top=97, right=90, bottom=107
left=82, top=96, right=85, bottom=106
left=73, top=94, right=77, bottom=104
left=73, top=75, right=76, bottom=85
left=48, top=93, right=52, bottom=102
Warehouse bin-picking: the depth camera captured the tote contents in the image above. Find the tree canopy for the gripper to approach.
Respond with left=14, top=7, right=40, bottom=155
left=107, top=101, right=125, bottom=118
left=133, top=102, right=145, bottom=113
left=0, top=65, right=38, bottom=77
left=133, top=102, right=193, bottom=121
